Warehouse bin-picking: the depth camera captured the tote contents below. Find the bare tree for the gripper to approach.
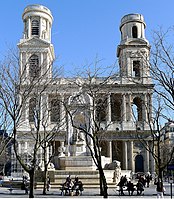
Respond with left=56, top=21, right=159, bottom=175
left=0, top=48, right=60, bottom=198
left=63, top=60, right=118, bottom=198
left=149, top=28, right=174, bottom=179
left=39, top=92, right=65, bottom=195
left=126, top=27, right=174, bottom=186
left=133, top=94, right=174, bottom=187
left=150, top=27, right=174, bottom=118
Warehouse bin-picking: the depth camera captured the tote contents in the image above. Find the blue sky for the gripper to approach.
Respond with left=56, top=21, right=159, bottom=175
left=0, top=0, right=174, bottom=73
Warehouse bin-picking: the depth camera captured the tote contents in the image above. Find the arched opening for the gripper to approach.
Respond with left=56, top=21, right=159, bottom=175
left=133, top=61, right=140, bottom=77
left=29, top=54, right=40, bottom=78
left=96, top=97, right=107, bottom=121
left=112, top=141, right=122, bottom=163
left=29, top=97, right=37, bottom=122
left=111, top=94, right=121, bottom=121
left=31, top=20, right=39, bottom=36
left=49, top=96, right=60, bottom=123
left=132, top=97, right=142, bottom=121
left=135, top=154, right=144, bottom=172
left=132, top=26, right=138, bottom=38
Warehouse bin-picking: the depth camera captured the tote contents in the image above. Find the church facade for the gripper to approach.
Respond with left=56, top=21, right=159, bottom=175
left=11, top=5, right=155, bottom=177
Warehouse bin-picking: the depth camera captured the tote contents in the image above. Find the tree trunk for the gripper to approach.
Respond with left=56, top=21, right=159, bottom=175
left=98, top=164, right=108, bottom=198
left=42, top=166, right=48, bottom=195
left=29, top=170, right=35, bottom=198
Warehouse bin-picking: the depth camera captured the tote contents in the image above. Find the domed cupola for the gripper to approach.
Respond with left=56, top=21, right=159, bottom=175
left=22, top=4, right=53, bottom=42
left=119, top=13, right=148, bottom=45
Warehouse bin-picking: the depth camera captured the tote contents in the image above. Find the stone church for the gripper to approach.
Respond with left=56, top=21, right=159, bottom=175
left=11, top=5, right=155, bottom=177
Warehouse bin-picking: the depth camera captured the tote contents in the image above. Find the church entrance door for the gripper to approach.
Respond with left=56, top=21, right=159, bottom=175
left=135, top=154, right=144, bottom=172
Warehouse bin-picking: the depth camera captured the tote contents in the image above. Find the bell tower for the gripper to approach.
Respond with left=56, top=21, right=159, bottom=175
left=117, top=14, right=151, bottom=84
left=18, top=4, right=55, bottom=82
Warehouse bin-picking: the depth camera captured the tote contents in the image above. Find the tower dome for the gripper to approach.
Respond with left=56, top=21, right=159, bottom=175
left=119, top=13, right=147, bottom=44
left=22, top=4, right=53, bottom=42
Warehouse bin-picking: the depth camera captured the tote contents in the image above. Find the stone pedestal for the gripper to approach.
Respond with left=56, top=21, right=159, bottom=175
left=59, top=156, right=97, bottom=171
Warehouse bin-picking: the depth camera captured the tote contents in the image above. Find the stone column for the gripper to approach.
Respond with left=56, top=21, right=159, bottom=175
left=122, top=94, right=126, bottom=121
left=48, top=21, right=51, bottom=41
left=40, top=52, right=43, bottom=76
left=46, top=20, right=49, bottom=40
left=128, top=94, right=132, bottom=121
left=24, top=141, right=27, bottom=153
left=59, top=141, right=65, bottom=156
left=66, top=113, right=72, bottom=156
left=143, top=94, right=148, bottom=122
left=144, top=141, right=149, bottom=172
left=18, top=142, right=21, bottom=154
left=107, top=141, right=112, bottom=160
left=39, top=17, right=42, bottom=38
left=107, top=94, right=111, bottom=122
left=128, top=141, right=134, bottom=172
left=28, top=17, right=31, bottom=38
left=149, top=94, right=153, bottom=120
left=60, top=94, right=66, bottom=128
left=123, top=141, right=128, bottom=170
left=149, top=141, right=155, bottom=174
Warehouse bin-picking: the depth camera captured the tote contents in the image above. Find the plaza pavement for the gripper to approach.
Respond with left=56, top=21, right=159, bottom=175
left=0, top=182, right=173, bottom=198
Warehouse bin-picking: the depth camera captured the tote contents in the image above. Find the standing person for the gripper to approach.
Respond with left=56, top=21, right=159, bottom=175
left=47, top=176, right=51, bottom=191
left=155, top=178, right=164, bottom=199
left=145, top=174, right=151, bottom=187
left=22, top=175, right=28, bottom=194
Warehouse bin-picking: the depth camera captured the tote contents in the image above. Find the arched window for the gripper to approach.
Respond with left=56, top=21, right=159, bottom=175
left=133, top=61, right=140, bottom=77
left=29, top=97, right=37, bottom=122
left=49, top=97, right=60, bottom=122
left=111, top=94, right=121, bottom=121
left=96, top=97, right=107, bottom=121
left=132, top=97, right=142, bottom=121
left=29, top=54, right=40, bottom=78
left=31, top=20, right=39, bottom=36
left=132, top=26, right=138, bottom=38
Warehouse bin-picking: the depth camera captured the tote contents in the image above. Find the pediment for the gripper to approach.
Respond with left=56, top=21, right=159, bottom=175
left=18, top=37, right=50, bottom=48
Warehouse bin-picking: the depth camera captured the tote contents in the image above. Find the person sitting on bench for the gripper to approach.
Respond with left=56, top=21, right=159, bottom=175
left=62, top=175, right=73, bottom=195
left=72, top=176, right=84, bottom=196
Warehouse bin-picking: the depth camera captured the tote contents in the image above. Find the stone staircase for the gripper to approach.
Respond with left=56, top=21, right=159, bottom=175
left=35, top=170, right=117, bottom=190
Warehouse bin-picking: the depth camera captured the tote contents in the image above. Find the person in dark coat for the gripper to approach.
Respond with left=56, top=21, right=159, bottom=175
left=154, top=178, right=164, bottom=199
left=127, top=180, right=135, bottom=195
left=47, top=176, right=51, bottom=191
left=136, top=179, right=144, bottom=195
left=145, top=174, right=151, bottom=187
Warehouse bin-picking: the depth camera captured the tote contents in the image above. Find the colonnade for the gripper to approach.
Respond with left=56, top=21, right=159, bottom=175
left=122, top=140, right=155, bottom=173
left=107, top=93, right=152, bottom=124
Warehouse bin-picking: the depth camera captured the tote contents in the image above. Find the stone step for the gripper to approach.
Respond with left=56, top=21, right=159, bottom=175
left=54, top=174, right=99, bottom=179
left=35, top=182, right=116, bottom=189
left=54, top=170, right=99, bottom=175
left=35, top=169, right=116, bottom=189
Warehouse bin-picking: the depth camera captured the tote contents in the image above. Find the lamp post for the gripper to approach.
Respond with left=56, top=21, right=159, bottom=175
left=168, top=176, right=173, bottom=199
left=168, top=164, right=174, bottom=199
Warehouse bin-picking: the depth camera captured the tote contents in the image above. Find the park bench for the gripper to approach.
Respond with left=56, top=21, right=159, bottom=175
left=60, top=183, right=83, bottom=196
left=116, top=185, right=137, bottom=195
left=1, top=180, right=29, bottom=194
left=60, top=185, right=73, bottom=196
